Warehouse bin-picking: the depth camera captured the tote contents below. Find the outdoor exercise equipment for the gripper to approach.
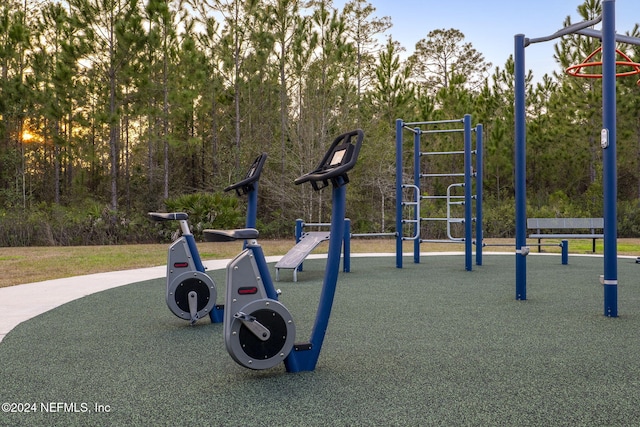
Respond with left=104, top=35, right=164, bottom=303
left=204, top=129, right=363, bottom=372
left=147, top=211, right=219, bottom=324
left=395, top=115, right=483, bottom=271
left=514, top=0, right=640, bottom=316
left=277, top=214, right=399, bottom=282
left=148, top=152, right=267, bottom=324
left=565, top=46, right=640, bottom=80
left=275, top=219, right=351, bottom=282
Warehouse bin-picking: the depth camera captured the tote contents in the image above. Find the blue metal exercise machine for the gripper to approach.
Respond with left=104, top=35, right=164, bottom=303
left=148, top=153, right=267, bottom=324
left=204, top=129, right=363, bottom=372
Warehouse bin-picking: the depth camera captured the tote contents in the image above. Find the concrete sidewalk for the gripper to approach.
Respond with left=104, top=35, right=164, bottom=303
left=0, top=258, right=231, bottom=343
left=0, top=254, right=328, bottom=343
left=0, top=252, right=467, bottom=343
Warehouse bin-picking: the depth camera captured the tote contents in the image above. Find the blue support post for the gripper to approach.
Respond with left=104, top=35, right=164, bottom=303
left=561, top=240, right=568, bottom=265
left=602, top=0, right=618, bottom=317
left=396, top=119, right=404, bottom=269
left=251, top=244, right=280, bottom=301
left=184, top=234, right=205, bottom=273
left=295, top=219, right=304, bottom=272
left=246, top=183, right=258, bottom=228
left=413, top=128, right=421, bottom=264
left=343, top=218, right=351, bottom=273
left=295, top=219, right=304, bottom=242
left=464, top=115, right=473, bottom=271
left=190, top=227, right=219, bottom=328
left=514, top=34, right=527, bottom=300
left=238, top=181, right=260, bottom=250
left=476, top=124, right=484, bottom=266
left=285, top=182, right=348, bottom=373
left=512, top=1, right=633, bottom=315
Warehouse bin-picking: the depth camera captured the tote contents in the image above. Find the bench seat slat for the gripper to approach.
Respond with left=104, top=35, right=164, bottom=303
left=527, top=218, right=604, bottom=253
left=528, top=233, right=603, bottom=239
left=527, top=218, right=604, bottom=229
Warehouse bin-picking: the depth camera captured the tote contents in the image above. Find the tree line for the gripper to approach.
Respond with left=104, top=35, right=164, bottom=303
left=1, top=0, right=640, bottom=246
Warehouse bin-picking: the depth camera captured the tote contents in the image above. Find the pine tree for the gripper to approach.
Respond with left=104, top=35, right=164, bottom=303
left=407, top=28, right=491, bottom=97
left=67, top=0, right=147, bottom=211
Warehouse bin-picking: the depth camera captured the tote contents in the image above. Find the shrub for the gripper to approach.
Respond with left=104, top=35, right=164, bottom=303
left=618, top=200, right=640, bottom=237
left=0, top=201, right=158, bottom=246
left=482, top=196, right=516, bottom=238
left=160, top=192, right=244, bottom=240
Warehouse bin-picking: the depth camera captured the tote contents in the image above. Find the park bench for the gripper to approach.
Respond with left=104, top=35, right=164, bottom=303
left=527, top=217, right=604, bottom=253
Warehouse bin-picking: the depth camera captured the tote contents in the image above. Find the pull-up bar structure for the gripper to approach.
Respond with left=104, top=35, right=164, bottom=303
left=395, top=115, right=483, bottom=271
left=514, top=0, right=640, bottom=317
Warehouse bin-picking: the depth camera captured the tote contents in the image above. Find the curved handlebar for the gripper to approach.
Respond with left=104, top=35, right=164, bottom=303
left=224, top=152, right=268, bottom=196
left=295, top=129, right=364, bottom=190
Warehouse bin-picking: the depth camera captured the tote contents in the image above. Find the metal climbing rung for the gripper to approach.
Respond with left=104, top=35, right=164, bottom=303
left=422, top=195, right=459, bottom=200
left=420, top=150, right=477, bottom=157
left=421, top=173, right=465, bottom=178
left=421, top=150, right=466, bottom=156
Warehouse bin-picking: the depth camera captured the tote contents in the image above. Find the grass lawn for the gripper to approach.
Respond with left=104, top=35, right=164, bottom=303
left=0, top=237, right=638, bottom=288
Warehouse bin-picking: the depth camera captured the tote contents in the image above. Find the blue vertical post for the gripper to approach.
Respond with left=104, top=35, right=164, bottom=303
left=185, top=234, right=205, bottom=273
left=246, top=183, right=258, bottom=228
left=295, top=219, right=304, bottom=242
left=514, top=34, right=527, bottom=300
left=309, top=183, right=346, bottom=349
left=285, top=182, right=348, bottom=373
left=464, top=115, right=473, bottom=271
left=413, top=127, right=421, bottom=264
left=295, top=219, right=304, bottom=272
left=396, top=119, right=404, bottom=268
left=343, top=218, right=351, bottom=273
left=475, top=123, right=484, bottom=266
left=561, top=240, right=568, bottom=265
left=241, top=182, right=260, bottom=250
left=602, top=0, right=618, bottom=317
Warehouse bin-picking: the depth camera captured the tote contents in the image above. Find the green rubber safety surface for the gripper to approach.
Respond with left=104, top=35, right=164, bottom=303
left=1, top=255, right=640, bottom=426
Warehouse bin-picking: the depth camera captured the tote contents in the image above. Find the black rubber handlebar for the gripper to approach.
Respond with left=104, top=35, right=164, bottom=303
left=224, top=152, right=268, bottom=196
left=294, top=129, right=364, bottom=190
left=148, top=212, right=189, bottom=222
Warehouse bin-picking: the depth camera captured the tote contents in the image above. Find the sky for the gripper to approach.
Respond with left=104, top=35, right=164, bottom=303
left=333, top=0, right=640, bottom=82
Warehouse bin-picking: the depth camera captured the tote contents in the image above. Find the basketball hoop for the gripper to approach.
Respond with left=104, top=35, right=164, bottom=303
left=565, top=46, right=640, bottom=85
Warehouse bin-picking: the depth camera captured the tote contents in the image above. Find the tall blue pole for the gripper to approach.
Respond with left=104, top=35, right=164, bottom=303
left=308, top=183, right=347, bottom=352
left=343, top=218, right=351, bottom=273
left=242, top=181, right=259, bottom=250
left=396, top=119, right=404, bottom=268
left=246, top=182, right=258, bottom=228
left=285, top=182, right=348, bottom=373
left=414, top=128, right=421, bottom=264
left=464, top=115, right=473, bottom=271
left=294, top=218, right=305, bottom=272
left=602, top=0, right=618, bottom=317
left=475, top=124, right=484, bottom=266
left=514, top=34, right=527, bottom=300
